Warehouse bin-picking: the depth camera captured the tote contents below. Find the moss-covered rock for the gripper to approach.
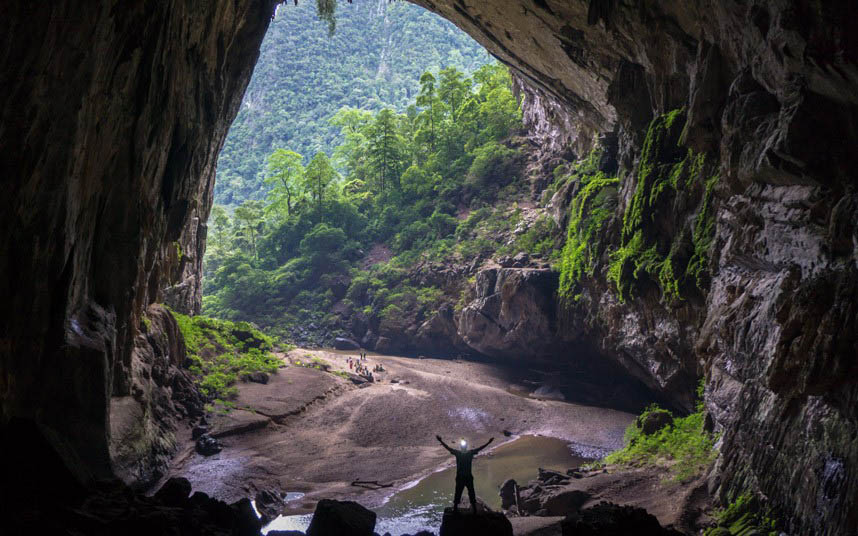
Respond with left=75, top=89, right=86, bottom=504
left=608, top=109, right=719, bottom=304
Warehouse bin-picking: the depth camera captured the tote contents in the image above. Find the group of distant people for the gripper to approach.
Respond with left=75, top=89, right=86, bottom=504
left=347, top=353, right=383, bottom=381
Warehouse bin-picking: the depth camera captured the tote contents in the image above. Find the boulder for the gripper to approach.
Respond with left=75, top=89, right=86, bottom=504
left=540, top=488, right=590, bottom=516
left=374, top=336, right=394, bottom=354
left=360, top=330, right=378, bottom=350
left=153, top=476, right=192, bottom=507
left=334, top=337, right=361, bottom=351
left=457, top=268, right=560, bottom=359
left=637, top=409, right=674, bottom=436
left=439, top=507, right=513, bottom=536
left=499, top=479, right=519, bottom=510
left=195, top=434, right=222, bottom=456
left=232, top=497, right=263, bottom=536
left=560, top=501, right=680, bottom=536
left=191, top=424, right=208, bottom=440
left=256, top=488, right=284, bottom=521
left=306, top=499, right=376, bottom=536
left=517, top=485, right=545, bottom=514
left=245, top=371, right=270, bottom=384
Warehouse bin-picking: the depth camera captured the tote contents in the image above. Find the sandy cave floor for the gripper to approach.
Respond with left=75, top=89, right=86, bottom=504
left=167, top=349, right=636, bottom=515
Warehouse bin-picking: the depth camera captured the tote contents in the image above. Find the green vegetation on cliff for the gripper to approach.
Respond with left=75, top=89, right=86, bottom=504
left=606, top=109, right=719, bottom=303
left=170, top=310, right=286, bottom=402
left=557, top=168, right=619, bottom=302
left=605, top=383, right=716, bottom=482
left=215, top=0, right=491, bottom=206
left=704, top=493, right=779, bottom=536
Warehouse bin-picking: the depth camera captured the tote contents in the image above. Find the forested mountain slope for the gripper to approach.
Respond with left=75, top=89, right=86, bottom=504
left=214, top=0, right=491, bottom=206
left=204, top=63, right=534, bottom=350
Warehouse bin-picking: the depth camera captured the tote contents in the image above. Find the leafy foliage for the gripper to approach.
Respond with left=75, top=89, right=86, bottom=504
left=215, top=1, right=492, bottom=206
left=204, top=62, right=525, bottom=341
left=605, top=383, right=717, bottom=482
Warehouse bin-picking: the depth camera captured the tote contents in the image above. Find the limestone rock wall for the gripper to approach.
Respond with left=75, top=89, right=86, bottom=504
left=458, top=268, right=560, bottom=359
left=410, top=0, right=858, bottom=533
left=109, top=304, right=203, bottom=488
left=0, top=0, right=275, bottom=483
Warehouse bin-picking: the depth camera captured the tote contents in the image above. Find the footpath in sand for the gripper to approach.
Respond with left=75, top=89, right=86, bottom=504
left=168, top=348, right=635, bottom=515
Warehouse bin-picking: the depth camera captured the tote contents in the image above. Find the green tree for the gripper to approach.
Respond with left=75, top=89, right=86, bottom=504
left=438, top=67, right=470, bottom=119
left=299, top=223, right=347, bottom=267
left=209, top=205, right=232, bottom=252
left=416, top=72, right=441, bottom=152
left=330, top=106, right=373, bottom=179
left=233, top=200, right=265, bottom=260
left=366, top=108, right=406, bottom=197
left=316, top=0, right=338, bottom=36
left=303, top=152, right=338, bottom=218
left=264, top=149, right=305, bottom=216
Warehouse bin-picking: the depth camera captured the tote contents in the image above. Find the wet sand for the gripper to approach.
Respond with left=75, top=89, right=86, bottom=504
left=168, top=348, right=635, bottom=514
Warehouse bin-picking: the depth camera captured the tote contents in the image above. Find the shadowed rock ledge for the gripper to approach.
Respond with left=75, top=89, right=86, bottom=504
left=0, top=0, right=276, bottom=483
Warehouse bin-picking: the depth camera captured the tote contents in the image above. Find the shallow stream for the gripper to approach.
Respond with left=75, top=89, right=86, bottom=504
left=260, top=435, right=586, bottom=535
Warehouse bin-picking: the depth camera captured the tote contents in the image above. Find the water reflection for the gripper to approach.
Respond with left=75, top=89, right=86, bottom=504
left=261, top=435, right=585, bottom=535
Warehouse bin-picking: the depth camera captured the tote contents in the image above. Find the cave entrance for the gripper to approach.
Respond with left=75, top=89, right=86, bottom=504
left=162, top=2, right=661, bottom=528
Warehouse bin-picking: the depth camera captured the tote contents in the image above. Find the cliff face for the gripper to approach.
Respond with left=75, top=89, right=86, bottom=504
left=410, top=0, right=858, bottom=533
left=0, top=0, right=274, bottom=483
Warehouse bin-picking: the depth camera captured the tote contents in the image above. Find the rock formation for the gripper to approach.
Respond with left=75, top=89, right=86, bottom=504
left=0, top=0, right=276, bottom=486
left=109, top=304, right=203, bottom=487
left=407, top=1, right=858, bottom=533
left=2, top=0, right=857, bottom=534
left=458, top=268, right=559, bottom=359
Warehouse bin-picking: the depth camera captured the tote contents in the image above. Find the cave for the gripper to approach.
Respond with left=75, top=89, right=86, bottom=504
left=1, top=0, right=857, bottom=535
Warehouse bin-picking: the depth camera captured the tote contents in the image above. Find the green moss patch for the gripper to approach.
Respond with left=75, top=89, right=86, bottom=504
left=558, top=171, right=619, bottom=302
left=609, top=109, right=719, bottom=303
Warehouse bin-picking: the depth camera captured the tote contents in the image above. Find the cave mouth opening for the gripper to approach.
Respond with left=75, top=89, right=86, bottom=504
left=200, top=0, right=660, bottom=412
left=164, top=0, right=665, bottom=521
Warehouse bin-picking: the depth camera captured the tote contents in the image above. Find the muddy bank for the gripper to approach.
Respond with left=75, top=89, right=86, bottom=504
left=168, top=349, right=635, bottom=516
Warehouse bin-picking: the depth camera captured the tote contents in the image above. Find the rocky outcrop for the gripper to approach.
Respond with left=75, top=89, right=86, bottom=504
left=439, top=507, right=513, bottom=536
left=1, top=422, right=264, bottom=536
left=306, top=499, right=377, bottom=536
left=163, top=213, right=207, bottom=315
left=109, top=304, right=203, bottom=487
left=458, top=268, right=559, bottom=359
left=561, top=502, right=682, bottom=536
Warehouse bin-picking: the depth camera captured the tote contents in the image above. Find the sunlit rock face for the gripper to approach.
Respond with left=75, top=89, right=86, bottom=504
left=0, top=0, right=275, bottom=483
left=458, top=268, right=560, bottom=359
left=411, top=0, right=858, bottom=532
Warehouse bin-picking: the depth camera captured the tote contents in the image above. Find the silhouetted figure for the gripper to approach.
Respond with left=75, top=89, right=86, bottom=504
left=436, top=435, right=494, bottom=514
